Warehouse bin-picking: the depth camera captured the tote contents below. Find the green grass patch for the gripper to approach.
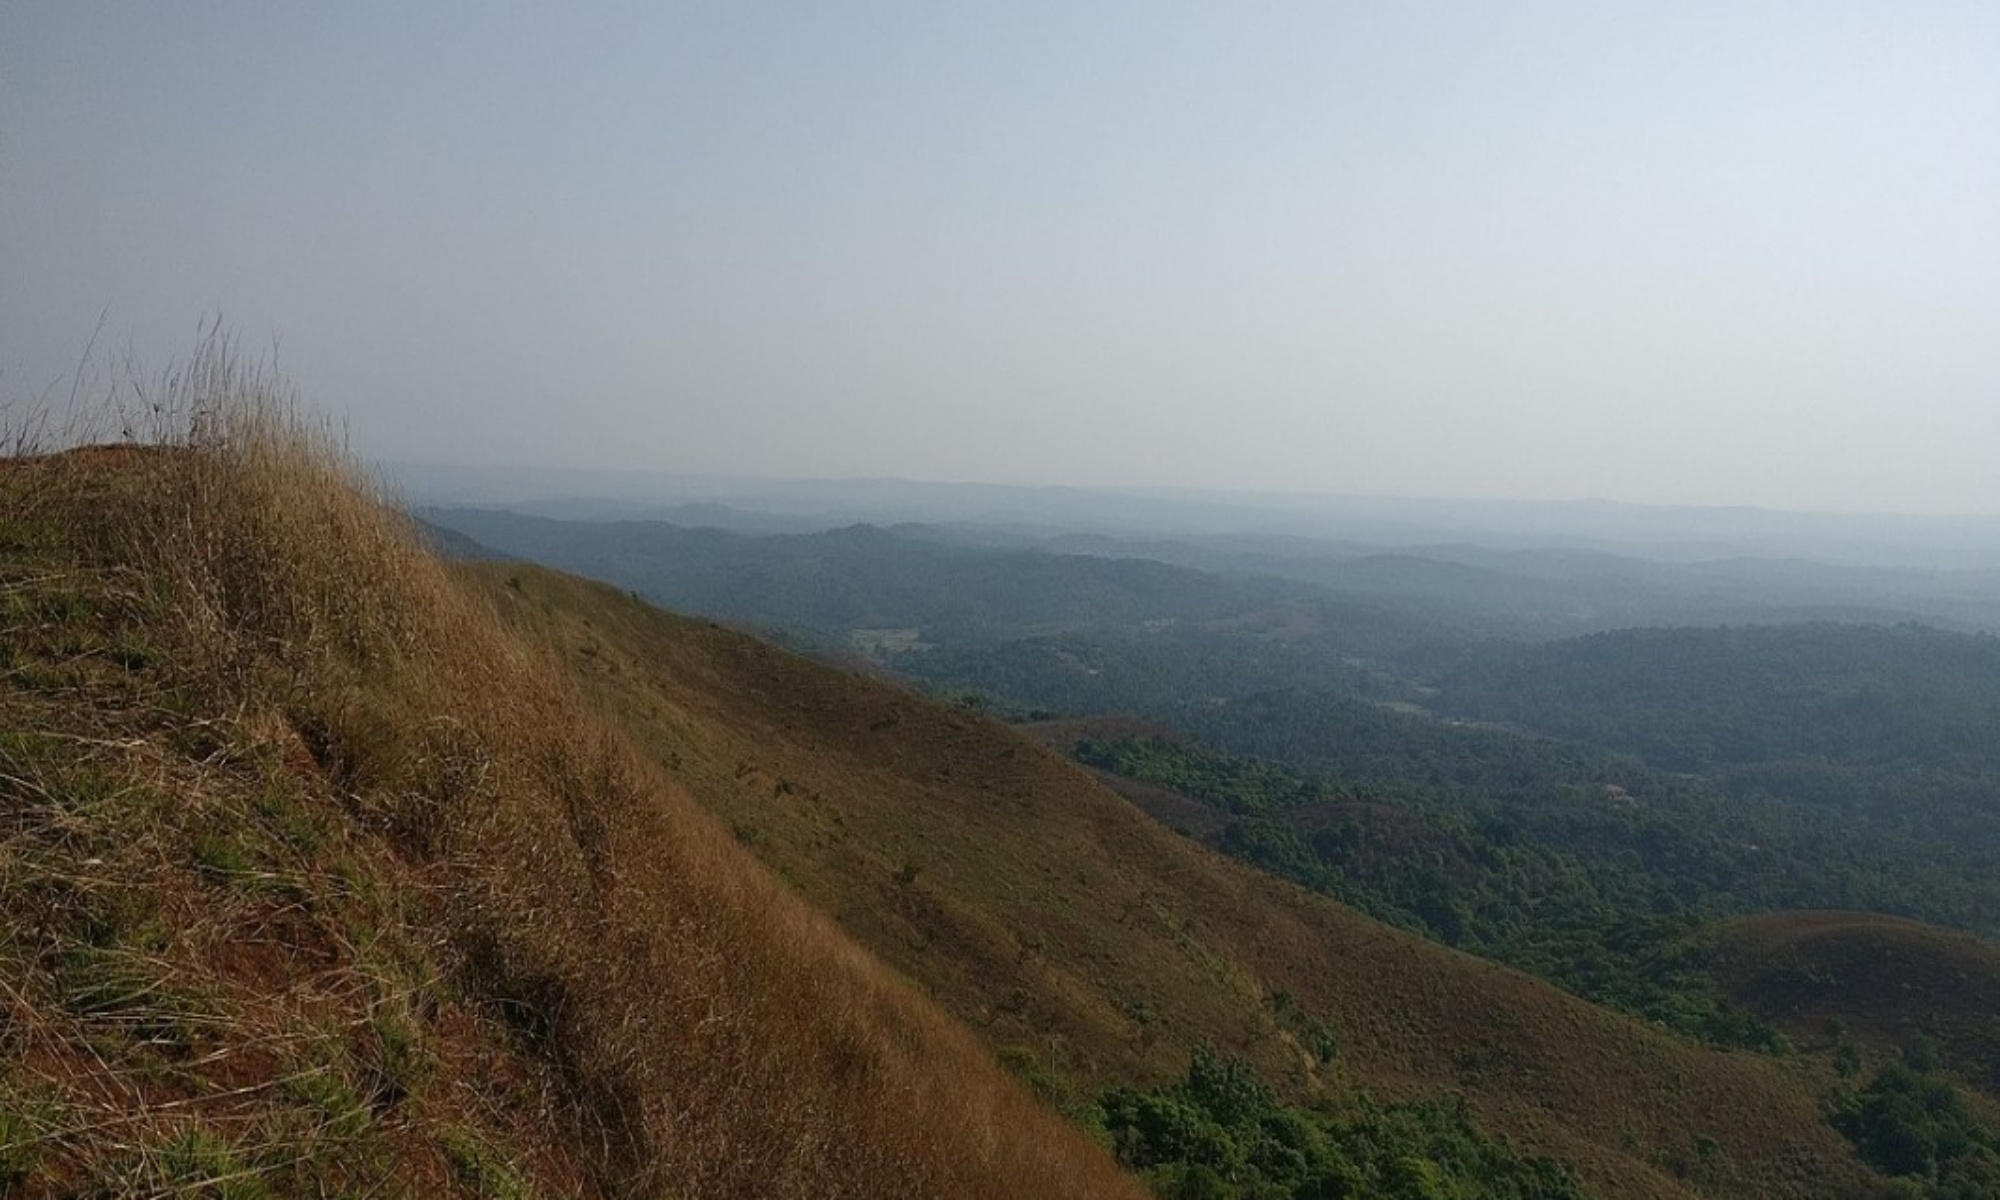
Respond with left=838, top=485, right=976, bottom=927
left=190, top=823, right=311, bottom=904
left=0, top=729, right=65, bottom=773
left=357, top=999, right=427, bottom=1113
left=192, top=831, right=259, bottom=883
left=39, top=886, right=193, bottom=1048
left=0, top=731, right=144, bottom=826
left=54, top=942, right=192, bottom=1049
left=0, top=517, right=70, bottom=560
left=49, top=762, right=125, bottom=818
left=104, top=633, right=155, bottom=671
left=253, top=783, right=324, bottom=856
left=0, top=1092, right=59, bottom=1192
left=444, top=1127, right=536, bottom=1200
left=997, top=1044, right=1083, bottom=1116
left=280, top=1065, right=373, bottom=1143
left=22, top=585, right=100, bottom=628
left=142, top=1125, right=275, bottom=1200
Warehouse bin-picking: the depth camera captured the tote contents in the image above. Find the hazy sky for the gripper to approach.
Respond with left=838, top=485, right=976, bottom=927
left=4, top=4, right=1997, bottom=512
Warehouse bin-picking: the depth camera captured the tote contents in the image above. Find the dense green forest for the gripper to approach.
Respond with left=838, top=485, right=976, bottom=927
left=910, top=630, right=2000, bottom=933
left=1428, top=624, right=2000, bottom=845
left=1068, top=730, right=2000, bottom=1046
left=1157, top=691, right=1999, bottom=933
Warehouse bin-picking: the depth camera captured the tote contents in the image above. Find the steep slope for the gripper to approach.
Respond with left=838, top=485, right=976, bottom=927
left=3, top=449, right=591, bottom=1197
left=0, top=358, right=1143, bottom=1198
left=480, top=563, right=1894, bottom=1200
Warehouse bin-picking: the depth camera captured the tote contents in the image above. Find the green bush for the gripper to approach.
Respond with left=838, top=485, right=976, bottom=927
left=1834, top=1052, right=2000, bottom=1195
left=1103, top=1047, right=1590, bottom=1199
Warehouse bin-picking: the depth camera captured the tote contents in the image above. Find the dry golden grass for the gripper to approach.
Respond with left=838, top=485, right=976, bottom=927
left=481, top=564, right=1906, bottom=1200
left=1, top=341, right=1144, bottom=1198
left=1712, top=911, right=2000, bottom=1102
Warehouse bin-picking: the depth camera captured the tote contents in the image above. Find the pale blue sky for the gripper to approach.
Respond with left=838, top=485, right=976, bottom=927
left=4, top=3, right=1996, bottom=511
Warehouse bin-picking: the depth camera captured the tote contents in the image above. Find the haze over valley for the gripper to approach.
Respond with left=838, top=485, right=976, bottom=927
left=8, top=4, right=2000, bottom=1197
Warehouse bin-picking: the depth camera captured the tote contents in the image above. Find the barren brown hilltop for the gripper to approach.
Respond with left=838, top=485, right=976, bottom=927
left=0, top=352, right=1142, bottom=1199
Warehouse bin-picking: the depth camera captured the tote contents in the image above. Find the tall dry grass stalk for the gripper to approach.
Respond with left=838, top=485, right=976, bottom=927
left=6, top=337, right=1144, bottom=1198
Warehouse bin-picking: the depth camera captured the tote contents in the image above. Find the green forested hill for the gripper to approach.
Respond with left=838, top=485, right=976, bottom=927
left=1049, top=722, right=2000, bottom=1034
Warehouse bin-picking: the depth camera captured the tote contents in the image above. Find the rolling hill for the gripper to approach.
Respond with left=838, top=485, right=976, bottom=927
left=2, top=354, right=1940, bottom=1198
left=475, top=562, right=1895, bottom=1198
left=1711, top=911, right=2000, bottom=1098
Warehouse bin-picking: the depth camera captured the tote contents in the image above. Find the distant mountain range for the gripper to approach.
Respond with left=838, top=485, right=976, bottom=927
left=419, top=504, right=2000, bottom=639
left=391, top=460, right=2000, bottom=570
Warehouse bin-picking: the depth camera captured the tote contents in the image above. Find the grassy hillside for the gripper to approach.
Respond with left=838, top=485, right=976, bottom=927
left=477, top=563, right=1896, bottom=1199
left=0, top=352, right=1142, bottom=1199
left=1711, top=912, right=2000, bottom=1099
